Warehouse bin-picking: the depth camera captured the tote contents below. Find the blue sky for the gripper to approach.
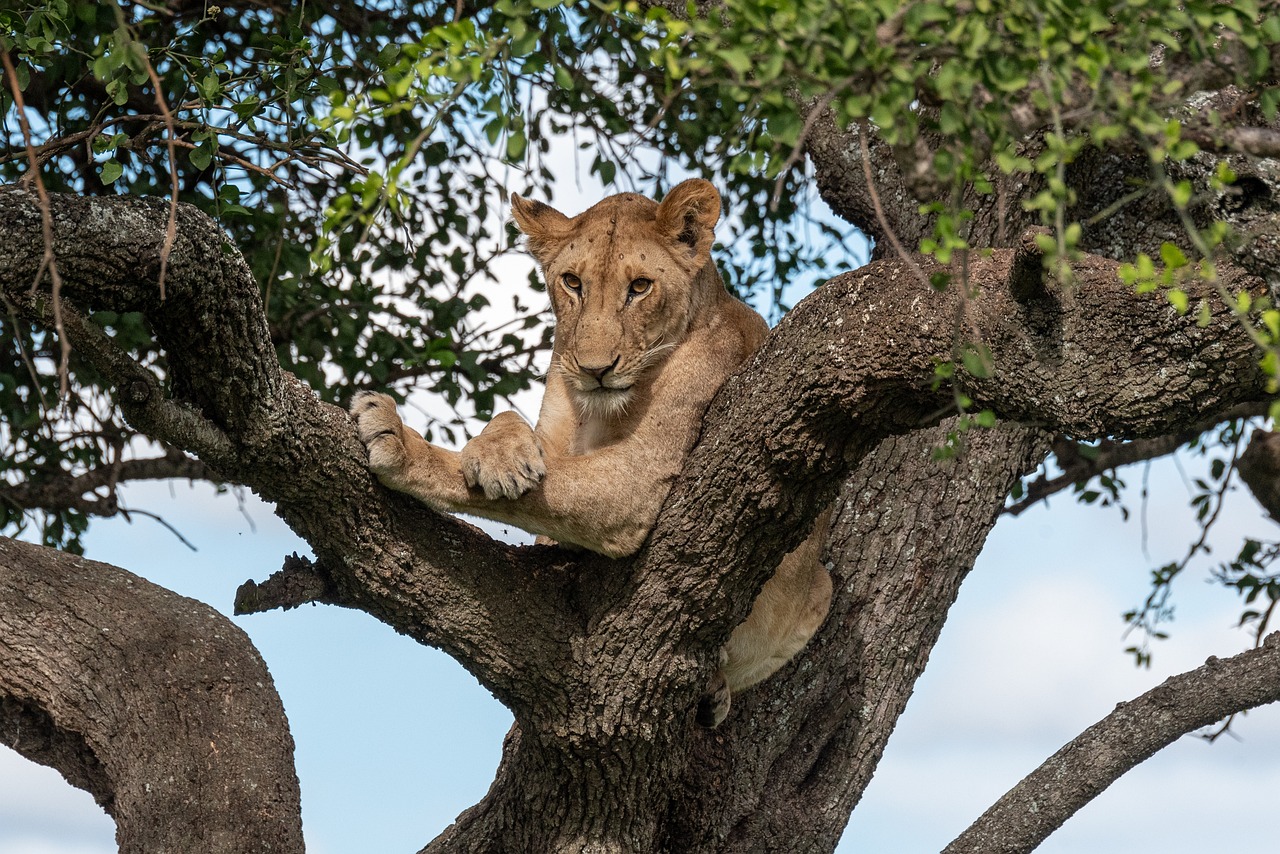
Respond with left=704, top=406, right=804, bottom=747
left=4, top=180, right=1280, bottom=853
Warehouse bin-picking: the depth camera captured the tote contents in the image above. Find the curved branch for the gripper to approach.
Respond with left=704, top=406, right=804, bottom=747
left=0, top=536, right=303, bottom=854
left=2, top=188, right=1274, bottom=850
left=944, top=631, right=1280, bottom=854
left=0, top=186, right=278, bottom=444
left=0, top=186, right=570, bottom=710
left=3, top=186, right=1270, bottom=712
left=637, top=250, right=1270, bottom=676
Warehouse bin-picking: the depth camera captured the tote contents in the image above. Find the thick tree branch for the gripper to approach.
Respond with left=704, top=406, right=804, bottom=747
left=640, top=249, right=1270, bottom=672
left=0, top=189, right=281, bottom=441
left=659, top=422, right=1051, bottom=852
left=803, top=85, right=1280, bottom=278
left=3, top=188, right=1270, bottom=700
left=0, top=536, right=303, bottom=853
left=944, top=631, right=1280, bottom=854
left=0, top=186, right=576, bottom=711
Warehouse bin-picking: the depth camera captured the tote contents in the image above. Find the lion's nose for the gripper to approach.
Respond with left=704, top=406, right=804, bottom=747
left=580, top=357, right=619, bottom=381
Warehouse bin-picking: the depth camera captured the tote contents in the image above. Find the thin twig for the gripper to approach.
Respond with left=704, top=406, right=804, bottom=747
left=857, top=118, right=932, bottom=289
left=143, top=58, right=180, bottom=302
left=1, top=50, right=70, bottom=400
left=118, top=506, right=198, bottom=551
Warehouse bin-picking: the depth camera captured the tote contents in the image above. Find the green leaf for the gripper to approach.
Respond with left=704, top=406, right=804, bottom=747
left=1167, top=288, right=1189, bottom=314
left=99, top=159, right=123, bottom=183
left=1160, top=242, right=1188, bottom=269
left=1169, top=180, right=1193, bottom=208
left=1262, top=309, right=1280, bottom=340
left=717, top=48, right=752, bottom=75
left=960, top=344, right=993, bottom=378
left=553, top=64, right=574, bottom=91
left=189, top=141, right=213, bottom=171
left=506, top=129, right=527, bottom=161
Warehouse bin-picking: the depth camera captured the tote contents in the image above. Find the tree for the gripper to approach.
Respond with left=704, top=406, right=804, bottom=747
left=3, top=1, right=1280, bottom=851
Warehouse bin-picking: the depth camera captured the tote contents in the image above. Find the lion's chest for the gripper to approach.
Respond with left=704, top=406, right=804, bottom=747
left=570, top=415, right=618, bottom=455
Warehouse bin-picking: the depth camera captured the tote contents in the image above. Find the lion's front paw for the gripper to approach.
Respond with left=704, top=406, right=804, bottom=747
left=349, top=391, right=410, bottom=477
left=460, top=411, right=546, bottom=500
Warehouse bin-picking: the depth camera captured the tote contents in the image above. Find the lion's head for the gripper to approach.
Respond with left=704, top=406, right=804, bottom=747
left=510, top=179, right=722, bottom=418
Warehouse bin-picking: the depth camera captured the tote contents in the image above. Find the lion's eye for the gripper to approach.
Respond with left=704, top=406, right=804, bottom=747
left=628, top=278, right=652, bottom=299
left=561, top=273, right=582, bottom=294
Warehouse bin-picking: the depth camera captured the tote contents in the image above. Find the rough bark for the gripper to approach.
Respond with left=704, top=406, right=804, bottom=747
left=944, top=631, right=1280, bottom=854
left=0, top=536, right=303, bottom=853
left=804, top=95, right=1280, bottom=277
left=0, top=181, right=1273, bottom=851
left=656, top=423, right=1051, bottom=853
left=5, top=184, right=1274, bottom=850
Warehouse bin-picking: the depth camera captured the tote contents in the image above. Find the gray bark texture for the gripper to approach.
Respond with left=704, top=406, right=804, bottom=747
left=0, top=537, right=303, bottom=853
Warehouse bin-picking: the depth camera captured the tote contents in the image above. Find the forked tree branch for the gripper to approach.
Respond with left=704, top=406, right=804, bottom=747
left=944, top=632, right=1280, bottom=854
left=1, top=186, right=1272, bottom=717
left=2, top=187, right=1276, bottom=851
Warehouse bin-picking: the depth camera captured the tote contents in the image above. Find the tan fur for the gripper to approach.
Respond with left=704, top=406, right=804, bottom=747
left=350, top=179, right=832, bottom=726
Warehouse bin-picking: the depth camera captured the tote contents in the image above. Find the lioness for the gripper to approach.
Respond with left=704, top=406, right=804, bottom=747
left=350, top=179, right=831, bottom=726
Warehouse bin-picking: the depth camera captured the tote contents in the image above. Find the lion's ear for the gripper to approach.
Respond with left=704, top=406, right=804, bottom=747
left=511, top=193, right=573, bottom=263
left=655, top=179, right=721, bottom=258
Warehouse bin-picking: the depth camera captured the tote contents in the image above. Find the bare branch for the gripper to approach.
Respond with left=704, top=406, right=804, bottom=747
left=234, top=552, right=340, bottom=613
left=0, top=453, right=212, bottom=515
left=1006, top=402, right=1269, bottom=517
left=944, top=632, right=1280, bottom=854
